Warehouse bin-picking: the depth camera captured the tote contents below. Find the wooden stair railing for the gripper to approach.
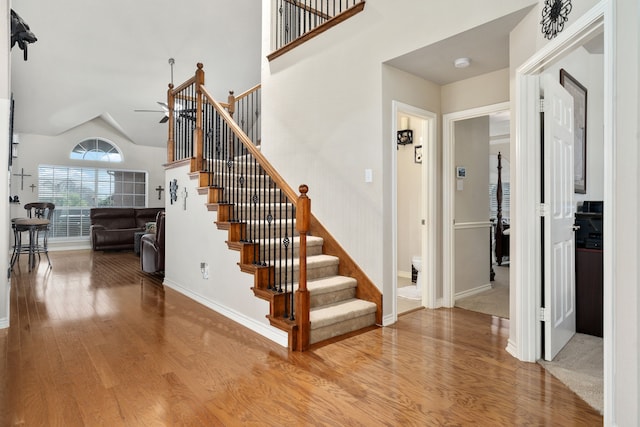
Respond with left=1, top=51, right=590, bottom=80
left=165, top=63, right=381, bottom=350
left=268, top=0, right=366, bottom=61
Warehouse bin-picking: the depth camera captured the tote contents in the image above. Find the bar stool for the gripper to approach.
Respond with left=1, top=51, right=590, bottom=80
left=11, top=202, right=55, bottom=272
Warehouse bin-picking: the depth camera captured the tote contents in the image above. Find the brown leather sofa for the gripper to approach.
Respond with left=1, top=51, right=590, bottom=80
left=140, top=211, right=165, bottom=273
left=90, top=207, right=164, bottom=251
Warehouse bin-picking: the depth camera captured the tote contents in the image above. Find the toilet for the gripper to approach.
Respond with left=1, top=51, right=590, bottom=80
left=398, top=255, right=422, bottom=300
left=412, top=255, right=422, bottom=295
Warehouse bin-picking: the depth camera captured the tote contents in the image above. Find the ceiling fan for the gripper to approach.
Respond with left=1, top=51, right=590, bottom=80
left=134, top=58, right=197, bottom=123
left=134, top=102, right=171, bottom=123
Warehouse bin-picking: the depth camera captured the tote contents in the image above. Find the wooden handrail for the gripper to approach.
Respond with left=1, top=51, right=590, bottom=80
left=171, top=75, right=197, bottom=95
left=234, top=84, right=261, bottom=102
left=268, top=1, right=365, bottom=62
left=200, top=85, right=299, bottom=204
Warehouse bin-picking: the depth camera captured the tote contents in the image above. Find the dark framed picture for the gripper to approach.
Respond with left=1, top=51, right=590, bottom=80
left=560, top=68, right=587, bottom=194
left=397, top=129, right=413, bottom=146
left=414, top=145, right=422, bottom=163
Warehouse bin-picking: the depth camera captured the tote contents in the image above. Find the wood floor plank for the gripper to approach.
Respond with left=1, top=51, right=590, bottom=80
left=1, top=250, right=603, bottom=426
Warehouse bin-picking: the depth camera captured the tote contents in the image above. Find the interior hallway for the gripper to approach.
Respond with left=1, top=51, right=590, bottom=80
left=1, top=250, right=602, bottom=425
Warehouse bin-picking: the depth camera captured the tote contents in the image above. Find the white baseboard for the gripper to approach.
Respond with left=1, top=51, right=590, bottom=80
left=454, top=283, right=493, bottom=301
left=382, top=313, right=396, bottom=326
left=163, top=278, right=289, bottom=348
left=49, top=241, right=91, bottom=251
left=0, top=279, right=9, bottom=329
left=505, top=339, right=518, bottom=360
left=398, top=270, right=411, bottom=279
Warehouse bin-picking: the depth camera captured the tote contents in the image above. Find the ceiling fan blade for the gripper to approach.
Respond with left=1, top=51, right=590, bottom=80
left=159, top=115, right=169, bottom=124
left=134, top=109, right=164, bottom=112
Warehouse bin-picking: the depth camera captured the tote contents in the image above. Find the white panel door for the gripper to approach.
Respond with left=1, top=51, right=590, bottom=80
left=542, top=73, right=576, bottom=361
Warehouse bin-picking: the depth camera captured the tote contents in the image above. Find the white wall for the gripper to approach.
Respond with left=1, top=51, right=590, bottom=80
left=163, top=164, right=288, bottom=347
left=442, top=68, right=511, bottom=114
left=454, top=117, right=491, bottom=294
left=262, top=0, right=533, bottom=314
left=1, top=0, right=10, bottom=328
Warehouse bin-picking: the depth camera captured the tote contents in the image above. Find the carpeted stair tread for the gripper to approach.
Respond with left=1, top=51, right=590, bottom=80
left=271, top=253, right=339, bottom=269
left=306, top=275, right=357, bottom=296
left=310, top=298, right=377, bottom=329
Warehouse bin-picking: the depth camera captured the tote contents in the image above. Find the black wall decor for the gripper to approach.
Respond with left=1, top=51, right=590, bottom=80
left=397, top=129, right=413, bottom=146
left=540, top=0, right=572, bottom=40
left=169, top=179, right=178, bottom=205
left=11, top=9, right=38, bottom=61
left=8, top=95, right=14, bottom=170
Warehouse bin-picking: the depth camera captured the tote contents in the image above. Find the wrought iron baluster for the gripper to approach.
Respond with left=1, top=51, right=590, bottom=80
left=290, top=201, right=296, bottom=321
left=267, top=178, right=274, bottom=289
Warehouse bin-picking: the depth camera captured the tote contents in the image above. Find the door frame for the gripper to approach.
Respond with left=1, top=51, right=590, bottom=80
left=391, top=101, right=437, bottom=318
left=442, top=102, right=510, bottom=308
left=512, top=0, right=613, bottom=419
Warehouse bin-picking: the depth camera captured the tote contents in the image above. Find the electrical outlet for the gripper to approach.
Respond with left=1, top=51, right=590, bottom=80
left=201, top=262, right=209, bottom=279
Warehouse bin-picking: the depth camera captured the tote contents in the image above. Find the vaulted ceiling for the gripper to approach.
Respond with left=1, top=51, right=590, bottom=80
left=11, top=2, right=549, bottom=150
left=10, top=0, right=262, bottom=148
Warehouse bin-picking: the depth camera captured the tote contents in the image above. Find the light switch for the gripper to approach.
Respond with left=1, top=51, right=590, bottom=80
left=365, top=169, right=373, bottom=183
left=457, top=179, right=464, bottom=191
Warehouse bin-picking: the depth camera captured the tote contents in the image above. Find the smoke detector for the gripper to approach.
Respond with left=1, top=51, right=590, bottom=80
left=454, top=57, right=471, bottom=69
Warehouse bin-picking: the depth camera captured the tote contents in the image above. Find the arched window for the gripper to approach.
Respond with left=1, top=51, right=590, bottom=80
left=70, top=138, right=122, bottom=162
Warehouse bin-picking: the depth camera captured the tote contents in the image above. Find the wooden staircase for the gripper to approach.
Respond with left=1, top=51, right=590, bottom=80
left=167, top=63, right=381, bottom=350
left=193, top=162, right=378, bottom=349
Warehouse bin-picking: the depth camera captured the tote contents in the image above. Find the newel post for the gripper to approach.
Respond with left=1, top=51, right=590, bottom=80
left=227, top=91, right=235, bottom=118
left=193, top=63, right=205, bottom=171
left=295, top=184, right=311, bottom=351
left=167, top=83, right=175, bottom=163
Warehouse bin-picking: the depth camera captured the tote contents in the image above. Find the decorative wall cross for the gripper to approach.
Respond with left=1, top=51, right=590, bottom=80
left=29, top=183, right=36, bottom=192
left=13, top=167, right=31, bottom=190
left=181, top=188, right=188, bottom=211
left=155, top=185, right=165, bottom=200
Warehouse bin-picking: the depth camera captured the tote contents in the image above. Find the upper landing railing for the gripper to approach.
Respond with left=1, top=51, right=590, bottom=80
left=269, top=0, right=366, bottom=61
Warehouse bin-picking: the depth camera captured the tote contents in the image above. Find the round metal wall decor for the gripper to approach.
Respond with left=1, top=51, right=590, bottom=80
left=540, top=0, right=572, bottom=40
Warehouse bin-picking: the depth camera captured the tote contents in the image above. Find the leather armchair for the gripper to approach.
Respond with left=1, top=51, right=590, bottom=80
left=140, top=211, right=165, bottom=274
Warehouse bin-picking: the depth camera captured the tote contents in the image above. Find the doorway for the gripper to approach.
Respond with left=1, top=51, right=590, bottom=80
left=442, top=102, right=510, bottom=310
left=391, top=101, right=437, bottom=319
left=451, top=111, right=511, bottom=319
left=513, top=2, right=612, bottom=419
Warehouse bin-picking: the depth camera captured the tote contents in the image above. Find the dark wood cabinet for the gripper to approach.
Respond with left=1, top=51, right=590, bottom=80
left=575, top=248, right=603, bottom=337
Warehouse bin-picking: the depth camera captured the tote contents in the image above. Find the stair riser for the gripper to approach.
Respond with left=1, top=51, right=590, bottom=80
left=207, top=173, right=271, bottom=187
left=230, top=204, right=295, bottom=221
left=273, top=262, right=339, bottom=284
left=240, top=221, right=299, bottom=239
left=310, top=288, right=356, bottom=308
left=253, top=243, right=323, bottom=262
left=220, top=189, right=288, bottom=204
left=309, top=312, right=377, bottom=345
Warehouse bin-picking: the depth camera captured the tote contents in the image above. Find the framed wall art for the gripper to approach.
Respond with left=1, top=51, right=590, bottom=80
left=560, top=68, right=587, bottom=194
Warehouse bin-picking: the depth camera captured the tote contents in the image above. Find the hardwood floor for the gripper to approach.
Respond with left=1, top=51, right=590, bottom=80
left=1, top=250, right=602, bottom=426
